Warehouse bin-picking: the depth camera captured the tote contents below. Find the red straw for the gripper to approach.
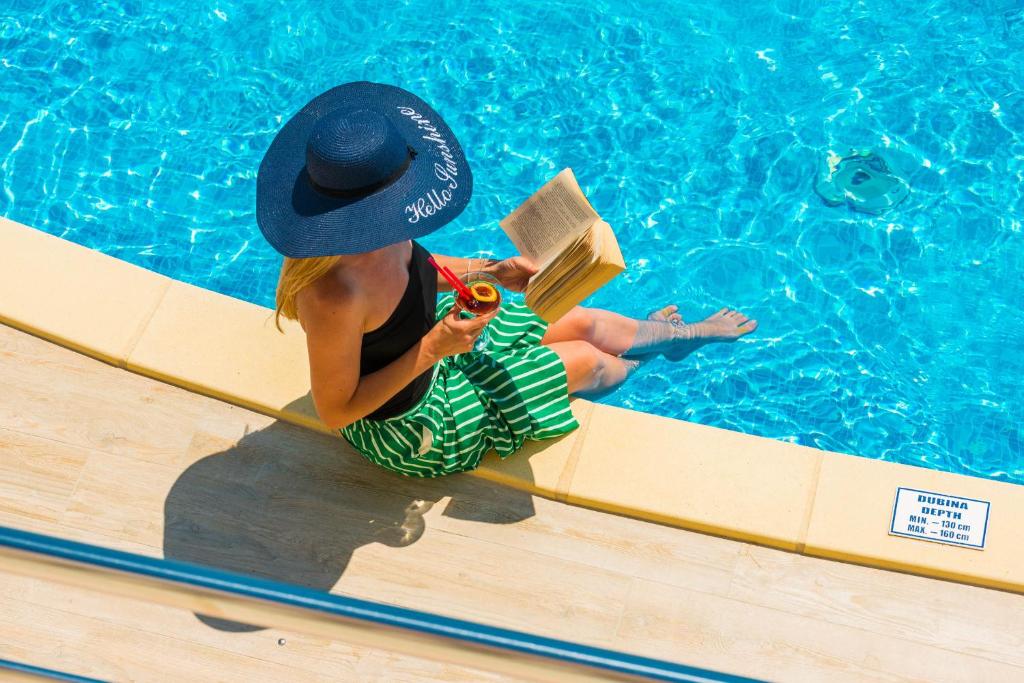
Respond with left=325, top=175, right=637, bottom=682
left=446, top=268, right=476, bottom=300
left=426, top=255, right=460, bottom=290
left=443, top=265, right=474, bottom=298
left=427, top=256, right=474, bottom=299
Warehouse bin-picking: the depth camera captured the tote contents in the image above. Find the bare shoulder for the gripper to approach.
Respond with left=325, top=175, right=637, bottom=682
left=297, top=271, right=368, bottom=426
left=297, top=271, right=367, bottom=375
left=296, top=271, right=367, bottom=336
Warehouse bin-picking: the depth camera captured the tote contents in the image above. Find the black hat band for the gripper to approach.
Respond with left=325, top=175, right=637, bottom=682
left=307, top=146, right=417, bottom=199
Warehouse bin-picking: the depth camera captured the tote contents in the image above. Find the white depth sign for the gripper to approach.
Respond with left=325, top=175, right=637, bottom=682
left=889, top=487, right=990, bottom=550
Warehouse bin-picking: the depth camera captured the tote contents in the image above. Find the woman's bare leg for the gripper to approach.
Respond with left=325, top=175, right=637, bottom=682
left=541, top=306, right=637, bottom=353
left=541, top=305, right=758, bottom=360
left=545, top=340, right=641, bottom=397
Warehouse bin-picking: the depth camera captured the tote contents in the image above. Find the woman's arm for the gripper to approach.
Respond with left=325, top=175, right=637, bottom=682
left=302, top=290, right=439, bottom=431
left=431, top=254, right=499, bottom=290
left=435, top=254, right=540, bottom=293
left=300, top=286, right=497, bottom=431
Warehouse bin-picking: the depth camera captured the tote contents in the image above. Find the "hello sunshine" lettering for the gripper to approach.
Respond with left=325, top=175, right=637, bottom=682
left=397, top=106, right=460, bottom=223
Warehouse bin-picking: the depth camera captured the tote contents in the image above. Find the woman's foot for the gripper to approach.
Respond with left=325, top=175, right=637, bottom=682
left=647, top=304, right=684, bottom=326
left=625, top=305, right=758, bottom=361
left=644, top=304, right=687, bottom=360
left=692, top=307, right=758, bottom=341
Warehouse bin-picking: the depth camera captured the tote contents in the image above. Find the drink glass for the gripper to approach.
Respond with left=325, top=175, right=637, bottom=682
left=454, top=271, right=502, bottom=351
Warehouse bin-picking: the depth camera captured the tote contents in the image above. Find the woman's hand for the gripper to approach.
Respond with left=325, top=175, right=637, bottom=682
left=484, top=256, right=538, bottom=293
left=421, top=305, right=499, bottom=360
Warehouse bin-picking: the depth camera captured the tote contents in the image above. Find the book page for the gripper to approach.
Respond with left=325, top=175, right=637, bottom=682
left=525, top=219, right=625, bottom=322
left=499, top=168, right=600, bottom=266
left=526, top=222, right=596, bottom=307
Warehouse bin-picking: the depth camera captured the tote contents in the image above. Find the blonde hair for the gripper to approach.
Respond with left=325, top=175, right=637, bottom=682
left=273, top=254, right=344, bottom=333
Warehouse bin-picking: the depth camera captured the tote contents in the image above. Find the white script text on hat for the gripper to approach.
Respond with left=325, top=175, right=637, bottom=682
left=398, top=106, right=460, bottom=224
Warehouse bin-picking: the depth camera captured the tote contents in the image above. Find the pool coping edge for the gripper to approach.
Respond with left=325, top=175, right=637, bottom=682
left=5, top=216, right=1024, bottom=596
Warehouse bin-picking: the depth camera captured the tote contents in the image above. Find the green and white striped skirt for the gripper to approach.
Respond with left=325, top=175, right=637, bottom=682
left=339, top=292, right=580, bottom=478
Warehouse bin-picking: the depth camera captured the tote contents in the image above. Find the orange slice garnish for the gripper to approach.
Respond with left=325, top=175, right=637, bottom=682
left=470, top=282, right=497, bottom=302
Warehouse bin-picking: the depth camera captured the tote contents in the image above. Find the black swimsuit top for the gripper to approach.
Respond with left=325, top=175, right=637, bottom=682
left=359, top=240, right=438, bottom=420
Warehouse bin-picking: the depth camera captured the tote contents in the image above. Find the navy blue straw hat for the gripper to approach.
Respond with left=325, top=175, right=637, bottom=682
left=256, top=81, right=473, bottom=258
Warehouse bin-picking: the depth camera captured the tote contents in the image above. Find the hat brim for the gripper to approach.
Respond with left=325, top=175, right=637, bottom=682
left=256, top=82, right=473, bottom=258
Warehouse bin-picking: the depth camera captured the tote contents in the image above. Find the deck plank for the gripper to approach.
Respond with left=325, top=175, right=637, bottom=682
left=727, top=542, right=1024, bottom=668
left=5, top=320, right=1024, bottom=681
left=618, top=576, right=1024, bottom=682
left=0, top=427, right=88, bottom=528
left=0, top=571, right=512, bottom=682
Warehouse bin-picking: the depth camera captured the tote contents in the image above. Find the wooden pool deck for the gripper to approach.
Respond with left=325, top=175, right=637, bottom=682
left=3, top=320, right=1024, bottom=682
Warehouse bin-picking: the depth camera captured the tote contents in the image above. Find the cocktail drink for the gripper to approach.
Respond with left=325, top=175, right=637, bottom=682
left=458, top=281, right=500, bottom=314
left=425, top=256, right=502, bottom=351
left=455, top=271, right=501, bottom=350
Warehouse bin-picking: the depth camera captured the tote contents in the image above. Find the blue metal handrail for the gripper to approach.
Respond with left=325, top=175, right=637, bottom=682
left=0, top=658, right=107, bottom=682
left=0, top=525, right=763, bottom=682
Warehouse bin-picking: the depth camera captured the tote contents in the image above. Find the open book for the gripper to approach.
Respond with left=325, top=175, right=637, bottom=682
left=498, top=168, right=626, bottom=323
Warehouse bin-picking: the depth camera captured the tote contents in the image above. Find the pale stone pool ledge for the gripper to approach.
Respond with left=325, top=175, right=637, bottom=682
left=4, top=216, right=1023, bottom=594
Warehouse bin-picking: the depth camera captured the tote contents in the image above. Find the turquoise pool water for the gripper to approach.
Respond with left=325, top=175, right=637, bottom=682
left=2, top=0, right=1022, bottom=482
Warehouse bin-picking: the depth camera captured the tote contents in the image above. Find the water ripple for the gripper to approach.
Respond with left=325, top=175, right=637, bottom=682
left=1, top=0, right=1021, bottom=482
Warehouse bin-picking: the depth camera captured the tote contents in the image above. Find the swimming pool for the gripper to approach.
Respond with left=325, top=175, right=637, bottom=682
left=2, top=0, right=1021, bottom=482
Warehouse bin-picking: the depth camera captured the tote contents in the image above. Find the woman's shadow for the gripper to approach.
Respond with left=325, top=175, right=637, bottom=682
left=162, top=409, right=552, bottom=632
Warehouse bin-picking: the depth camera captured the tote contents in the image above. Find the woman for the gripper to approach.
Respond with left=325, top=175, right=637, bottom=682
left=256, top=82, right=756, bottom=478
